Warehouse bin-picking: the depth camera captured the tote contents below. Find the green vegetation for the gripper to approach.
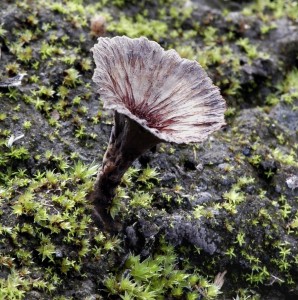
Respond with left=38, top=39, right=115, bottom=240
left=243, top=0, right=298, bottom=20
left=0, top=161, right=122, bottom=297
left=105, top=243, right=222, bottom=300
left=0, top=0, right=297, bottom=298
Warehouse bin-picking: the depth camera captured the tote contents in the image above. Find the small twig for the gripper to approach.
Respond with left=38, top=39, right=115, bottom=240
left=214, top=270, right=227, bottom=289
left=0, top=73, right=26, bottom=88
left=6, top=134, right=25, bottom=147
left=265, top=274, right=285, bottom=286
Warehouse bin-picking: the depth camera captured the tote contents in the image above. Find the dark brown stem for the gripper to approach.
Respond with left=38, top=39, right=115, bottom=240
left=91, top=112, right=161, bottom=232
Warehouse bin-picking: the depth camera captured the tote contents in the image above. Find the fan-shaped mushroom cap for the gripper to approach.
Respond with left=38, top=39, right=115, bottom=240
left=92, top=36, right=226, bottom=144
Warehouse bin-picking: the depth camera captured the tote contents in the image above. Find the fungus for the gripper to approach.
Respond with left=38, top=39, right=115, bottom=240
left=91, top=36, right=226, bottom=230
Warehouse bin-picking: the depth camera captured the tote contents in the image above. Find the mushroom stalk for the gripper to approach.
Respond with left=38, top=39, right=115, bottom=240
left=90, top=36, right=226, bottom=231
left=92, top=111, right=161, bottom=229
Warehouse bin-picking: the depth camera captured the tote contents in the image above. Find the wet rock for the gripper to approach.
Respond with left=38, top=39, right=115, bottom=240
left=160, top=172, right=176, bottom=185
left=192, top=192, right=213, bottom=206
left=125, top=225, right=138, bottom=248
left=73, top=280, right=96, bottom=298
left=269, top=103, right=298, bottom=137
left=269, top=18, right=298, bottom=67
left=200, top=145, right=229, bottom=165
left=164, top=214, right=220, bottom=254
left=286, top=175, right=298, bottom=190
left=242, top=58, right=276, bottom=80
left=193, top=179, right=208, bottom=192
left=1, top=0, right=298, bottom=299
left=138, top=218, right=160, bottom=239
left=24, top=291, right=43, bottom=300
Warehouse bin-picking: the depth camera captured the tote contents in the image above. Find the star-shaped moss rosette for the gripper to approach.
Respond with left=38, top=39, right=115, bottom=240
left=91, top=36, right=226, bottom=231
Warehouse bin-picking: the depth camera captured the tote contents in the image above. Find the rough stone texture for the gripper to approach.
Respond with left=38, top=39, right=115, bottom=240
left=0, top=0, right=298, bottom=299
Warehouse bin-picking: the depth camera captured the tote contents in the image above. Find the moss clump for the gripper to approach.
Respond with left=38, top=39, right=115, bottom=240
left=242, top=0, right=298, bottom=20
left=0, top=161, right=122, bottom=298
left=108, top=15, right=168, bottom=40
left=1, top=0, right=298, bottom=298
left=105, top=241, right=222, bottom=300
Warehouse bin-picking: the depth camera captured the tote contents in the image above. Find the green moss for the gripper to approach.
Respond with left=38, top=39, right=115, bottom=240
left=0, top=113, right=7, bottom=121
left=105, top=242, right=222, bottom=299
left=236, top=38, right=269, bottom=61
left=0, top=0, right=297, bottom=298
left=0, top=160, right=122, bottom=297
left=108, top=15, right=168, bottom=40
left=242, top=0, right=298, bottom=20
left=0, top=268, right=33, bottom=300
left=271, top=148, right=298, bottom=167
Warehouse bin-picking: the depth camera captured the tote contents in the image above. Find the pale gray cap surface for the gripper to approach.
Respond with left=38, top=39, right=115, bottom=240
left=92, top=36, right=226, bottom=144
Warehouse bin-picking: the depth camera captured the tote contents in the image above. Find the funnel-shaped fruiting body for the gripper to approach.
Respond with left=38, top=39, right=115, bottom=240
left=91, top=36, right=226, bottom=231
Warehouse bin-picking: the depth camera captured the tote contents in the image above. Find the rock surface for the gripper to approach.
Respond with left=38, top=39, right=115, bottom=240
left=0, top=0, right=297, bottom=299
